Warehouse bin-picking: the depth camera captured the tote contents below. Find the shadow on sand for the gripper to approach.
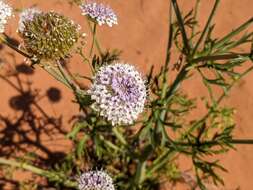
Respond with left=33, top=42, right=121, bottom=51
left=0, top=46, right=73, bottom=189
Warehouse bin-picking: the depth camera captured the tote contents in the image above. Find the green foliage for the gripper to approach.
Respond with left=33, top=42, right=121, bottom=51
left=91, top=49, right=122, bottom=71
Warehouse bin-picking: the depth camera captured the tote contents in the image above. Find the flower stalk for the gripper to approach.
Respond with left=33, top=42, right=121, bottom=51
left=0, top=157, right=77, bottom=188
left=0, top=33, right=31, bottom=58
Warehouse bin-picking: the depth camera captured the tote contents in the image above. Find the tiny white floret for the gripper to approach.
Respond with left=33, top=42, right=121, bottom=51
left=0, top=0, right=12, bottom=33
left=88, top=62, right=147, bottom=126
left=78, top=170, right=115, bottom=190
left=80, top=2, right=118, bottom=27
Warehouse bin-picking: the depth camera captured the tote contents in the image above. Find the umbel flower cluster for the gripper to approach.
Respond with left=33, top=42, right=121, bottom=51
left=0, top=0, right=12, bottom=33
left=88, top=63, right=147, bottom=126
left=80, top=2, right=118, bottom=27
left=20, top=11, right=80, bottom=61
left=78, top=170, right=115, bottom=190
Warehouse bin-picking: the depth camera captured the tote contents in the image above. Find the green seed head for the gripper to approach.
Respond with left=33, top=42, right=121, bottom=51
left=21, top=11, right=79, bottom=61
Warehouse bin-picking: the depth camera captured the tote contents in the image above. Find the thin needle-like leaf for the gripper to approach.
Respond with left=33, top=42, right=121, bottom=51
left=171, top=0, right=191, bottom=54
left=213, top=17, right=253, bottom=50
left=193, top=0, right=220, bottom=55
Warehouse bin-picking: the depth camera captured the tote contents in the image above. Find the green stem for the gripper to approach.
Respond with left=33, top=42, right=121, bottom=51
left=56, top=61, right=79, bottom=91
left=74, top=73, right=93, bottom=82
left=173, top=139, right=253, bottom=147
left=112, top=127, right=127, bottom=145
left=0, top=157, right=77, bottom=188
left=89, top=23, right=97, bottom=57
left=146, top=149, right=176, bottom=176
left=216, top=65, right=253, bottom=103
left=213, top=17, right=253, bottom=50
left=192, top=53, right=251, bottom=63
left=0, top=33, right=31, bottom=58
left=192, top=0, right=220, bottom=55
left=133, top=161, right=146, bottom=186
left=187, top=65, right=253, bottom=134
left=87, top=20, right=102, bottom=56
left=171, top=0, right=190, bottom=54
left=165, top=64, right=189, bottom=100
left=164, top=1, right=174, bottom=69
left=231, top=139, right=253, bottom=144
left=155, top=2, right=175, bottom=147
left=191, top=0, right=201, bottom=38
left=94, top=36, right=102, bottom=56
left=40, top=63, right=72, bottom=89
left=0, top=33, right=79, bottom=91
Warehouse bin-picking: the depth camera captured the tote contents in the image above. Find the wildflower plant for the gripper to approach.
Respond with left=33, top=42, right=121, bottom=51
left=0, top=0, right=253, bottom=190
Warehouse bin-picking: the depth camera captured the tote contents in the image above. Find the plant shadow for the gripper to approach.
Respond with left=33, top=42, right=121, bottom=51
left=0, top=49, right=71, bottom=189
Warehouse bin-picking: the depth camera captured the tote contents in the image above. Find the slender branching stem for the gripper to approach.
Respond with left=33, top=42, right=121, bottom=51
left=187, top=65, right=253, bottom=135
left=174, top=139, right=253, bottom=147
left=155, top=2, right=176, bottom=147
left=0, top=158, right=77, bottom=188
left=165, top=64, right=189, bottom=100
left=39, top=62, right=73, bottom=89
left=213, top=17, right=253, bottom=50
left=56, top=60, right=80, bottom=92
left=112, top=127, right=127, bottom=145
left=230, top=139, right=253, bottom=144
left=164, top=1, right=174, bottom=69
left=89, top=23, right=97, bottom=57
left=87, top=20, right=102, bottom=56
left=0, top=33, right=80, bottom=91
left=75, top=74, right=93, bottom=82
left=0, top=33, right=31, bottom=58
left=192, top=0, right=220, bottom=55
left=171, top=0, right=190, bottom=54
left=146, top=149, right=176, bottom=176
left=192, top=53, right=251, bottom=63
left=191, top=0, right=201, bottom=38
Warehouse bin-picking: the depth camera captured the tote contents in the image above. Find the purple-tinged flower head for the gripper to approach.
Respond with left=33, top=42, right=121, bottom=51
left=80, top=2, right=117, bottom=27
left=88, top=63, right=147, bottom=126
left=18, top=8, right=41, bottom=33
left=78, top=170, right=115, bottom=190
left=0, top=0, right=12, bottom=33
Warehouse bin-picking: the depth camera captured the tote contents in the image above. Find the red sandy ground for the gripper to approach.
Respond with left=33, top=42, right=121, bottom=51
left=0, top=0, right=253, bottom=189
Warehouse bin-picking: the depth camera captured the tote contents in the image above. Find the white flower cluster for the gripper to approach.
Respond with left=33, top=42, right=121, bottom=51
left=80, top=2, right=118, bottom=27
left=18, top=8, right=41, bottom=33
left=0, top=0, right=12, bottom=33
left=78, top=170, right=115, bottom=190
left=88, top=63, right=147, bottom=126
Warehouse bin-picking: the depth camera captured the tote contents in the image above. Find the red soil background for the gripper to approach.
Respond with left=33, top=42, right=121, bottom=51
left=0, top=0, right=253, bottom=189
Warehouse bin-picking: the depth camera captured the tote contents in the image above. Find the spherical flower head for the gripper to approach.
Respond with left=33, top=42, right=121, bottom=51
left=18, top=8, right=41, bottom=33
left=80, top=2, right=117, bottom=27
left=21, top=11, right=79, bottom=61
left=0, top=0, right=12, bottom=33
left=88, top=63, right=147, bottom=126
left=78, top=170, right=115, bottom=190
